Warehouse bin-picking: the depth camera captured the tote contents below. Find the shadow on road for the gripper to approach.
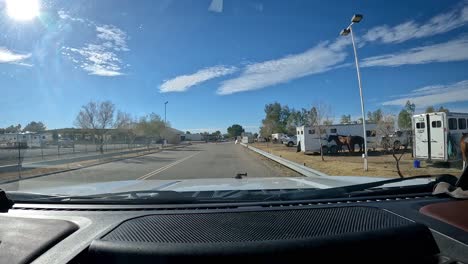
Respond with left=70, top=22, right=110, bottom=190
left=165, top=148, right=203, bottom=152
left=120, top=156, right=176, bottom=164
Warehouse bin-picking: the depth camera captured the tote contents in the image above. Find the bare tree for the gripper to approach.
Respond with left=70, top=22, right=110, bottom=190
left=75, top=101, right=116, bottom=153
left=115, top=111, right=137, bottom=148
left=311, top=103, right=333, bottom=161
left=376, top=115, right=406, bottom=177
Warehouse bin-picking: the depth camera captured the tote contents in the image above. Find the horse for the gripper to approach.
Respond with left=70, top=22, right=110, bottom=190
left=328, top=135, right=364, bottom=153
left=462, top=133, right=468, bottom=170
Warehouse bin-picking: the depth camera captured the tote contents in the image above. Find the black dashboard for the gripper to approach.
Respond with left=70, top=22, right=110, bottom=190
left=1, top=193, right=467, bottom=264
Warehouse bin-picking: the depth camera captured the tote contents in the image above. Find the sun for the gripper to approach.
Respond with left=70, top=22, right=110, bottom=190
left=6, top=0, right=40, bottom=21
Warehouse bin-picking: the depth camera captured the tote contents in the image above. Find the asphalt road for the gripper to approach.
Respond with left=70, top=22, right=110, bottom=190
left=1, top=143, right=300, bottom=190
left=0, top=143, right=150, bottom=166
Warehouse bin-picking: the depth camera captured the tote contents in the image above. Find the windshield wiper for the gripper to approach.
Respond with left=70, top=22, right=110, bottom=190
left=271, top=174, right=457, bottom=201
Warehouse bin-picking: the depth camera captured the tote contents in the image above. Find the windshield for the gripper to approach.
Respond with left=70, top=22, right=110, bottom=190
left=0, top=0, right=467, bottom=202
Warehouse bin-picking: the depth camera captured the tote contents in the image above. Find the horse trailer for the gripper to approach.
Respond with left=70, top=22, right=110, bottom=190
left=296, top=126, right=338, bottom=154
left=413, top=112, right=468, bottom=162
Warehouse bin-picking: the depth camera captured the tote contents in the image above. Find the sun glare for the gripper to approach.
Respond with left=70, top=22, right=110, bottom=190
left=6, top=0, right=40, bottom=21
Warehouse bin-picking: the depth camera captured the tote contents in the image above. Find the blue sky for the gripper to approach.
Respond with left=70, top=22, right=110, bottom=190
left=1, top=0, right=468, bottom=133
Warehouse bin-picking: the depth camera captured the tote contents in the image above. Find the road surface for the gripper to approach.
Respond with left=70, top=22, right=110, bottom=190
left=0, top=143, right=300, bottom=190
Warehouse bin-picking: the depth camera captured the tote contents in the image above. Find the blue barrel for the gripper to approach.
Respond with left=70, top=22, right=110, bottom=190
left=413, top=160, right=421, bottom=168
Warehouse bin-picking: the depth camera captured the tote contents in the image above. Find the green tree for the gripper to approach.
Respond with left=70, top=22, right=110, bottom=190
left=340, top=114, right=351, bottom=124
left=260, top=102, right=286, bottom=137
left=5, top=124, right=21, bottom=133
left=185, top=131, right=191, bottom=134
left=438, top=106, right=449, bottom=113
left=398, top=100, right=415, bottom=130
left=425, top=106, right=435, bottom=113
left=227, top=124, right=244, bottom=138
left=23, top=121, right=46, bottom=132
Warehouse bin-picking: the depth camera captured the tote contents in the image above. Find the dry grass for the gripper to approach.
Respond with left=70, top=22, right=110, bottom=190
left=251, top=143, right=462, bottom=178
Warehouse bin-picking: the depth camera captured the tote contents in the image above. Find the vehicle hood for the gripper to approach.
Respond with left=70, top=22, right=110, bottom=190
left=4, top=175, right=434, bottom=196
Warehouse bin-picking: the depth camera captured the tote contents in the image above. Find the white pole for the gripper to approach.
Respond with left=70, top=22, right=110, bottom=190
left=349, top=26, right=368, bottom=171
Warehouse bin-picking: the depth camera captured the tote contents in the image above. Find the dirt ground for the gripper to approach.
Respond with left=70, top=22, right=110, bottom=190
left=251, top=142, right=462, bottom=178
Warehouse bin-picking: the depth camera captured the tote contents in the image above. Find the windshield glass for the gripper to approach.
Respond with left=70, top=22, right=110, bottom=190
left=0, top=0, right=467, bottom=202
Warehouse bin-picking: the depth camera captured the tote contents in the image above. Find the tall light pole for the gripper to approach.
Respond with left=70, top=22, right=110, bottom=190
left=164, top=101, right=168, bottom=124
left=340, top=14, right=368, bottom=171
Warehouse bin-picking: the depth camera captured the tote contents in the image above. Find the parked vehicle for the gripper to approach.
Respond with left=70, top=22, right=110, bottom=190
left=296, top=126, right=338, bottom=154
left=381, top=130, right=411, bottom=150
left=271, top=133, right=286, bottom=143
left=413, top=112, right=468, bottom=161
left=58, top=138, right=75, bottom=148
left=283, top=136, right=297, bottom=147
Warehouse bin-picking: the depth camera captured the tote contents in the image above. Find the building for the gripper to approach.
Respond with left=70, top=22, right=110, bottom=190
left=181, top=133, right=203, bottom=141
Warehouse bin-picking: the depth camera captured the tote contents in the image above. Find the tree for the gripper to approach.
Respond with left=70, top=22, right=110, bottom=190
left=259, top=102, right=291, bottom=137
left=311, top=103, right=332, bottom=161
left=23, top=121, right=46, bottom=132
left=340, top=114, right=351, bottom=124
left=367, top=109, right=383, bottom=123
left=227, top=124, right=244, bottom=138
left=185, top=131, right=191, bottom=134
left=213, top=131, right=222, bottom=139
left=286, top=108, right=310, bottom=136
left=5, top=124, right=22, bottom=133
left=135, top=113, right=166, bottom=147
left=75, top=101, right=116, bottom=153
left=398, top=100, right=415, bottom=130
left=323, top=120, right=333, bottom=126
left=425, top=106, right=435, bottom=113
left=115, top=111, right=137, bottom=147
left=438, top=106, right=449, bottom=113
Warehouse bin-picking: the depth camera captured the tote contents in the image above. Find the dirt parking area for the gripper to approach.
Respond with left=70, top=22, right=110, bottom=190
left=251, top=143, right=462, bottom=178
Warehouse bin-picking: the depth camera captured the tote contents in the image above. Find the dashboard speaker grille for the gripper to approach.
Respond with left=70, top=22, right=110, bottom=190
left=102, top=207, right=411, bottom=243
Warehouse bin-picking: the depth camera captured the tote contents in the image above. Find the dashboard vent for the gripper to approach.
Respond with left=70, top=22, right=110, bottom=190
left=101, top=207, right=412, bottom=243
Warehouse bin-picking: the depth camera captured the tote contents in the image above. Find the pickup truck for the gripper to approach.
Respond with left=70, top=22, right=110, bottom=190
left=283, top=136, right=297, bottom=147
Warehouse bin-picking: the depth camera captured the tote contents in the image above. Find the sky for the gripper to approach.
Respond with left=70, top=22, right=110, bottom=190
left=1, top=0, right=468, bottom=133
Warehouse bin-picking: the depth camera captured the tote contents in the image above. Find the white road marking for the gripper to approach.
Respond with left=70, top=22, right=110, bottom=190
left=137, top=152, right=200, bottom=180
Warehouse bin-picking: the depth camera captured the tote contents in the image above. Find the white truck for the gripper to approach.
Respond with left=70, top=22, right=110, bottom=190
left=271, top=133, right=287, bottom=143
left=413, top=112, right=468, bottom=162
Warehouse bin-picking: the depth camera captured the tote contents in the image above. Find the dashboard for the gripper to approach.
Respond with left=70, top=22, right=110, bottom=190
left=1, top=193, right=467, bottom=264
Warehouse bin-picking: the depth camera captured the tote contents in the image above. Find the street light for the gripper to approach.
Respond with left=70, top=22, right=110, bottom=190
left=164, top=101, right=168, bottom=124
left=340, top=14, right=369, bottom=171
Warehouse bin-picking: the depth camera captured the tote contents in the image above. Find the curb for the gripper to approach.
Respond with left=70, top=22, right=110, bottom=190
left=240, top=143, right=329, bottom=177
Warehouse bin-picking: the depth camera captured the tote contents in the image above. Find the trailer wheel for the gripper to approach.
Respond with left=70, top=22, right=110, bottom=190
left=393, top=141, right=401, bottom=150
left=329, top=145, right=338, bottom=155
left=287, top=141, right=293, bottom=147
left=321, top=146, right=329, bottom=155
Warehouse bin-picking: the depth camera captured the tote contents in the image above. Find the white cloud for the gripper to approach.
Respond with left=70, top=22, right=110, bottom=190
left=96, top=25, right=129, bottom=51
left=362, top=37, right=468, bottom=67
left=381, top=80, right=468, bottom=108
left=160, top=66, right=238, bottom=93
left=363, top=4, right=468, bottom=44
left=62, top=21, right=129, bottom=76
left=64, top=44, right=124, bottom=76
left=208, top=0, right=223, bottom=13
left=216, top=40, right=347, bottom=95
left=0, top=47, right=31, bottom=64
left=57, top=10, right=86, bottom=23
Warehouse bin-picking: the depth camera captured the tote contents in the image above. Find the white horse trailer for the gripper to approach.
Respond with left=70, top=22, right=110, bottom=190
left=296, top=126, right=337, bottom=154
left=413, top=112, right=468, bottom=162
left=323, top=123, right=379, bottom=149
